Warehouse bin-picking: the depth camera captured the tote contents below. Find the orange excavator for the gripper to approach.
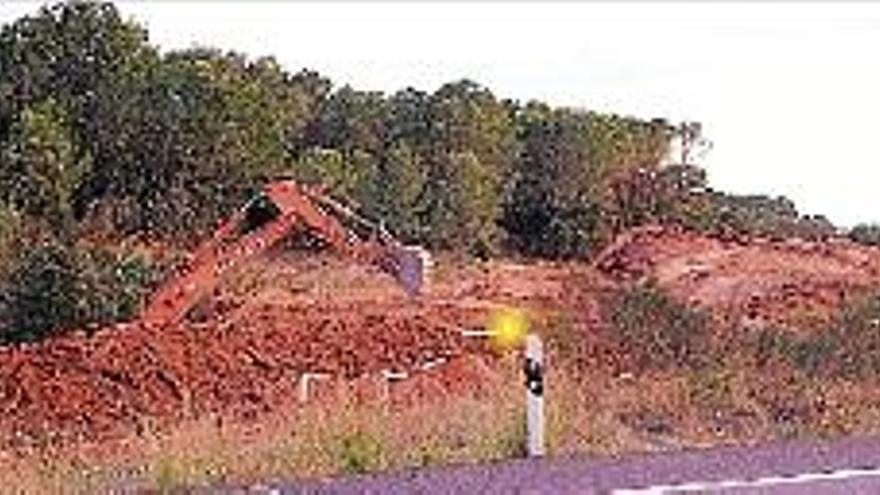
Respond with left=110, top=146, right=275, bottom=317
left=141, top=180, right=429, bottom=328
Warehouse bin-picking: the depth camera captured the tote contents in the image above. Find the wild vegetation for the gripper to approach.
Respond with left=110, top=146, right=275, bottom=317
left=0, top=1, right=860, bottom=344
left=850, top=223, right=880, bottom=247
left=1, top=3, right=880, bottom=492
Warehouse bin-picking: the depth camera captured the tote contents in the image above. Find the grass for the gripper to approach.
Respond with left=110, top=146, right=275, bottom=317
left=6, top=358, right=880, bottom=494
left=0, top=357, right=528, bottom=493
left=0, top=355, right=621, bottom=493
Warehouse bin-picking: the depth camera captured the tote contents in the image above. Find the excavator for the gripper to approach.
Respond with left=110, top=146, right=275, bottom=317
left=141, top=179, right=430, bottom=328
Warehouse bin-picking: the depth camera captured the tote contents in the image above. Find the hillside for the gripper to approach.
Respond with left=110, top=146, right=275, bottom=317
left=3, top=227, right=880, bottom=447
left=3, top=2, right=880, bottom=492
left=595, top=225, right=880, bottom=330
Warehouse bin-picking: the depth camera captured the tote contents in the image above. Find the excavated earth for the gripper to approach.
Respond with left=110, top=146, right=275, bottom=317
left=3, top=226, right=880, bottom=449
left=0, top=251, right=584, bottom=448
left=594, top=225, right=880, bottom=330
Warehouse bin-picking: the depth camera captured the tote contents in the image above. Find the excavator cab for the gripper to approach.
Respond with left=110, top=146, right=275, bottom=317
left=237, top=193, right=282, bottom=236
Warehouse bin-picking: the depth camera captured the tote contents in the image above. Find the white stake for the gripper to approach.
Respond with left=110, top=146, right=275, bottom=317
left=298, top=372, right=330, bottom=403
left=524, top=333, right=544, bottom=457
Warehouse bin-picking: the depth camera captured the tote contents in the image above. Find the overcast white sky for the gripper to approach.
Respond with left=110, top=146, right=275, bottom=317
left=2, top=2, right=879, bottom=226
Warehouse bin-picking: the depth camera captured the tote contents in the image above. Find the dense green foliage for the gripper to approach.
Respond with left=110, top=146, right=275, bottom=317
left=0, top=1, right=862, bottom=343
left=0, top=2, right=681, bottom=256
left=503, top=104, right=667, bottom=258
left=696, top=192, right=836, bottom=241
left=0, top=237, right=154, bottom=344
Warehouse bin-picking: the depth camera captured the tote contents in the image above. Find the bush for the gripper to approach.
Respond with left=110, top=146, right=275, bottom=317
left=337, top=431, right=384, bottom=475
left=608, top=282, right=712, bottom=371
left=75, top=245, right=156, bottom=328
left=742, top=325, right=836, bottom=376
left=694, top=192, right=837, bottom=242
left=0, top=240, right=81, bottom=343
left=824, top=293, right=880, bottom=379
left=741, top=293, right=880, bottom=380
left=850, top=224, right=880, bottom=247
left=0, top=238, right=155, bottom=344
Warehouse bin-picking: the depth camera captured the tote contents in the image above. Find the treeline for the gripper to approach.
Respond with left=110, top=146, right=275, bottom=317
left=0, top=2, right=676, bottom=258
left=0, top=2, right=872, bottom=343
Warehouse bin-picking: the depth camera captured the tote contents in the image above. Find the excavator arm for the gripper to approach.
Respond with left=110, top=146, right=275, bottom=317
left=141, top=180, right=428, bottom=328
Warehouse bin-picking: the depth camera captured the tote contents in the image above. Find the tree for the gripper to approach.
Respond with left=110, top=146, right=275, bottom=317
left=584, top=112, right=673, bottom=176
left=607, top=163, right=708, bottom=230
left=0, top=1, right=158, bottom=218
left=0, top=99, right=90, bottom=233
left=374, top=141, right=427, bottom=242
left=504, top=105, right=606, bottom=257
left=117, top=49, right=323, bottom=236
left=420, top=80, right=516, bottom=253
left=0, top=205, right=23, bottom=278
left=293, top=86, right=391, bottom=219
left=445, top=151, right=501, bottom=255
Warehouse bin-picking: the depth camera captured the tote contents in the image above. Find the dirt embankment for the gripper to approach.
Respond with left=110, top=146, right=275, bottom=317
left=0, top=253, right=583, bottom=447
left=3, top=227, right=880, bottom=448
left=593, top=225, right=880, bottom=330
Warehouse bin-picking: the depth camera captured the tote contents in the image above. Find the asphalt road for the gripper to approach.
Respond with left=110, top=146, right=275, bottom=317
left=209, top=435, right=880, bottom=494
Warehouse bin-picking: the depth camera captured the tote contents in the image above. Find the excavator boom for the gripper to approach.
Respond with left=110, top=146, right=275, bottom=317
left=141, top=180, right=428, bottom=327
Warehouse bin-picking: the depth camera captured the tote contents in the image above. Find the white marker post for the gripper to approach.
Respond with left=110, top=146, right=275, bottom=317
left=298, top=372, right=330, bottom=403
left=524, top=333, right=545, bottom=457
left=458, top=316, right=542, bottom=457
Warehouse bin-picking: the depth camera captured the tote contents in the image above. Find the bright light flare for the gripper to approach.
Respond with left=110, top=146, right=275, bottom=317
left=487, top=306, right=529, bottom=351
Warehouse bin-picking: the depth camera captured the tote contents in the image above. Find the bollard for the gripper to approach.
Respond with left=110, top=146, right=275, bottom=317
left=523, top=333, right=544, bottom=457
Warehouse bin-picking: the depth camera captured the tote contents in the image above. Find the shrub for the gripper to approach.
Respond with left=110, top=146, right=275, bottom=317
left=743, top=293, right=880, bottom=380
left=0, top=239, right=82, bottom=343
left=0, top=238, right=156, bottom=344
left=75, top=245, right=156, bottom=329
left=824, top=293, right=880, bottom=379
left=542, top=310, right=582, bottom=365
left=850, top=224, right=880, bottom=247
left=608, top=282, right=712, bottom=371
left=742, top=326, right=833, bottom=377
left=337, top=430, right=384, bottom=475
left=687, top=362, right=734, bottom=411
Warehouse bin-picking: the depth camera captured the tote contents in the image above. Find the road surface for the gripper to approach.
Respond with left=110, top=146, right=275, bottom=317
left=209, top=435, right=880, bottom=494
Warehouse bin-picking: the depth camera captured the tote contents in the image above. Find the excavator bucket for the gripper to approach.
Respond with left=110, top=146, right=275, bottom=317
left=390, top=245, right=431, bottom=297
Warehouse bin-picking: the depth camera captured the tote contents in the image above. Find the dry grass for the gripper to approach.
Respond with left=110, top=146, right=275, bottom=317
left=0, top=353, right=636, bottom=494
left=7, top=318, right=880, bottom=494
left=0, top=356, right=528, bottom=494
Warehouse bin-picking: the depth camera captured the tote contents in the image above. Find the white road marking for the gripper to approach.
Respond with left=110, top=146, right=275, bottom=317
left=613, top=467, right=880, bottom=494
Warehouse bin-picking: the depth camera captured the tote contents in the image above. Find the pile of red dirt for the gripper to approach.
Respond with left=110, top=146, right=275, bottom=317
left=594, top=225, right=880, bottom=330
left=0, top=253, right=583, bottom=448
left=11, top=224, right=876, bottom=449
left=0, top=302, right=493, bottom=446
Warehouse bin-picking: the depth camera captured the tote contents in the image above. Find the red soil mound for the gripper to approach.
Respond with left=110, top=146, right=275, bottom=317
left=594, top=225, right=880, bottom=329
left=18, top=224, right=875, bottom=448
left=0, top=302, right=491, bottom=446
left=0, top=253, right=582, bottom=448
